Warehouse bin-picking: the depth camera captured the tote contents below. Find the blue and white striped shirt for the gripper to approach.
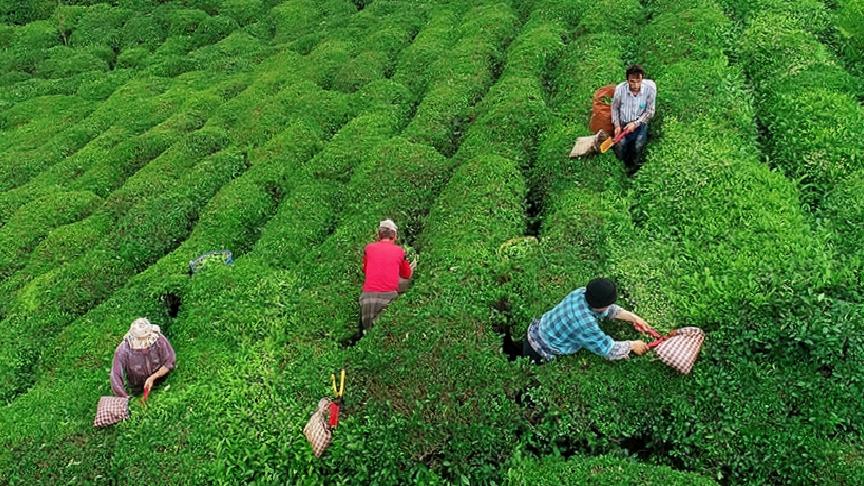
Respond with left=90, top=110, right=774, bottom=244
left=536, top=288, right=621, bottom=357
left=611, top=79, right=656, bottom=127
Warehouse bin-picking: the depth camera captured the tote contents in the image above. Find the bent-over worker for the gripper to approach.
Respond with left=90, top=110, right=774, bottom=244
left=519, top=278, right=651, bottom=364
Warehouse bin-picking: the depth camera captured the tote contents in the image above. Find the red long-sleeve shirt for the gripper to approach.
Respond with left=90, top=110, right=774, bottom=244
left=362, top=240, right=412, bottom=292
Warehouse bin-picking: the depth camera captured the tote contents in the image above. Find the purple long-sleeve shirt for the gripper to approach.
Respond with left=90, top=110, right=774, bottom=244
left=110, top=335, right=176, bottom=397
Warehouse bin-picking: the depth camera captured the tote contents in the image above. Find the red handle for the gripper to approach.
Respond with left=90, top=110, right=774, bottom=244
left=142, top=387, right=150, bottom=403
left=635, top=323, right=666, bottom=349
left=613, top=131, right=626, bottom=143
left=646, top=338, right=665, bottom=349
left=328, top=402, right=340, bottom=428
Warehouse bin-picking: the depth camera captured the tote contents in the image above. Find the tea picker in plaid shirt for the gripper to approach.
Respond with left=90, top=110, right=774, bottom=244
left=515, top=278, right=651, bottom=364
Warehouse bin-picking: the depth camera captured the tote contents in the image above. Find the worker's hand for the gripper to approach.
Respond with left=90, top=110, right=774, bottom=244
left=632, top=315, right=650, bottom=333
left=144, top=376, right=155, bottom=393
left=624, top=122, right=638, bottom=134
left=410, top=256, right=418, bottom=272
left=614, top=125, right=622, bottom=138
left=630, top=340, right=649, bottom=356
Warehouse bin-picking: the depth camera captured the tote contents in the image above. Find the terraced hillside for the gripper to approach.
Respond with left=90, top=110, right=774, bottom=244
left=0, top=0, right=862, bottom=483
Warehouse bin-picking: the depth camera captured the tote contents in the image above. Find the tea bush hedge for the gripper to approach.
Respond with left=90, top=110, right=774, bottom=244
left=403, top=3, right=519, bottom=156
left=1, top=0, right=862, bottom=482
left=835, top=0, right=864, bottom=78
left=735, top=10, right=864, bottom=206
left=506, top=453, right=717, bottom=484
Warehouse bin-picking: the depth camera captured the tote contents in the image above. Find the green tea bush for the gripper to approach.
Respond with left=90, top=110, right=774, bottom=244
left=836, top=0, right=864, bottom=78
left=34, top=46, right=109, bottom=78
left=617, top=117, right=831, bottom=328
left=573, top=0, right=643, bottom=37
left=159, top=7, right=209, bottom=36
left=68, top=3, right=130, bottom=49
left=0, top=191, right=102, bottom=281
left=115, top=47, right=150, bottom=69
left=0, top=0, right=55, bottom=24
left=0, top=94, right=95, bottom=152
left=550, top=33, right=626, bottom=123
left=392, top=7, right=462, bottom=97
left=298, top=40, right=353, bottom=89
left=349, top=153, right=527, bottom=482
left=500, top=18, right=565, bottom=81
left=186, top=31, right=269, bottom=72
left=737, top=12, right=864, bottom=205
left=638, top=5, right=732, bottom=72
left=190, top=14, right=240, bottom=47
left=718, top=0, right=833, bottom=37
left=226, top=80, right=353, bottom=146
left=822, top=169, right=864, bottom=299
left=404, top=4, right=518, bottom=155
left=0, top=75, right=181, bottom=194
left=1, top=20, right=60, bottom=73
left=120, top=13, right=167, bottom=51
left=332, top=24, right=414, bottom=92
left=141, top=36, right=195, bottom=77
left=75, top=69, right=135, bottom=100
left=505, top=453, right=717, bottom=484
left=652, top=58, right=757, bottom=138
left=759, top=88, right=864, bottom=201
left=738, top=13, right=853, bottom=93
left=5, top=0, right=861, bottom=482
left=253, top=102, right=409, bottom=268
left=177, top=121, right=323, bottom=258
left=454, top=76, right=551, bottom=167
left=271, top=0, right=356, bottom=44
left=4, top=114, right=221, bottom=300
left=219, top=0, right=265, bottom=26
left=288, top=137, right=455, bottom=339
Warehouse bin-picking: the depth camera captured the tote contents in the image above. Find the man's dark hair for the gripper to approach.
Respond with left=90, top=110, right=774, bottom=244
left=626, top=64, right=645, bottom=79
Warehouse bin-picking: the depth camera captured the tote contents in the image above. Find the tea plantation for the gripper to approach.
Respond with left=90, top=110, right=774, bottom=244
left=1, top=0, right=862, bottom=484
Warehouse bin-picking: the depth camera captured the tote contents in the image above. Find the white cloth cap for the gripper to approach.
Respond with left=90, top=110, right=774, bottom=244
left=379, top=219, right=398, bottom=232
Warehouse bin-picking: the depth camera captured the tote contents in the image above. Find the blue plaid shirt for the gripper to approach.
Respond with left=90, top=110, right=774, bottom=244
left=537, top=288, right=620, bottom=357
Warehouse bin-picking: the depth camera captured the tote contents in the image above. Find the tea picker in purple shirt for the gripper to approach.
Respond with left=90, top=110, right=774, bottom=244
left=110, top=318, right=176, bottom=398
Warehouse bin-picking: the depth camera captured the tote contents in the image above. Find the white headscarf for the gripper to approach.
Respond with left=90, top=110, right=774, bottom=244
left=124, top=317, right=161, bottom=350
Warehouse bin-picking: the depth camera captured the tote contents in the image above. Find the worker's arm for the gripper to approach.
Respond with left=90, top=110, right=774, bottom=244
left=144, top=366, right=171, bottom=392
left=399, top=256, right=412, bottom=279
left=605, top=340, right=649, bottom=359
left=144, top=336, right=176, bottom=392
left=580, top=319, right=617, bottom=357
left=635, top=83, right=656, bottom=126
left=614, top=308, right=651, bottom=331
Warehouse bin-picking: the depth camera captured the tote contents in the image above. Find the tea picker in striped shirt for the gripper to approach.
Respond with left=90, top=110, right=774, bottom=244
left=517, top=278, right=651, bottom=364
left=611, top=64, right=656, bottom=176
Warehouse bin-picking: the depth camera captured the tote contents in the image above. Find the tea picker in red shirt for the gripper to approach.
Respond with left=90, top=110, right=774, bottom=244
left=358, top=219, right=415, bottom=335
